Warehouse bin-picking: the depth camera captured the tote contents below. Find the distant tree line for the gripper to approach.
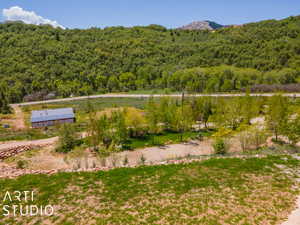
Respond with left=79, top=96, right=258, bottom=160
left=1, top=15, right=300, bottom=110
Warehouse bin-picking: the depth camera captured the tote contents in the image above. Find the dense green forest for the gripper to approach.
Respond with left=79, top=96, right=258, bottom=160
left=0, top=15, right=300, bottom=104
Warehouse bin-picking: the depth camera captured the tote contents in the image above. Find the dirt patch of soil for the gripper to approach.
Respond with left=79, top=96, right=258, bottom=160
left=26, top=146, right=70, bottom=170
left=10, top=105, right=26, bottom=130
left=4, top=145, right=69, bottom=170
left=282, top=196, right=300, bottom=225
left=0, top=137, right=58, bottom=152
left=104, top=139, right=214, bottom=167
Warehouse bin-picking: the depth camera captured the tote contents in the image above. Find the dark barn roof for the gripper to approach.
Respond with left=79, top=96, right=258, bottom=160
left=31, top=108, right=75, bottom=123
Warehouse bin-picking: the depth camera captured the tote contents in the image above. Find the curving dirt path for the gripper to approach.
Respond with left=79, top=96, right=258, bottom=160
left=0, top=137, right=58, bottom=152
left=281, top=196, right=300, bottom=225
left=1, top=139, right=215, bottom=175
left=281, top=155, right=300, bottom=225
left=11, top=104, right=26, bottom=130
left=11, top=93, right=300, bottom=107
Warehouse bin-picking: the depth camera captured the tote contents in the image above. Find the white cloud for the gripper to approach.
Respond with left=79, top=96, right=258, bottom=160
left=2, top=6, right=65, bottom=29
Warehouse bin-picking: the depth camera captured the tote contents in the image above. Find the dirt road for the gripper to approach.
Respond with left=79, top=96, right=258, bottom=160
left=281, top=196, right=300, bottom=225
left=0, top=137, right=58, bottom=152
left=10, top=105, right=26, bottom=130
left=2, top=138, right=214, bottom=172
left=11, top=93, right=300, bottom=107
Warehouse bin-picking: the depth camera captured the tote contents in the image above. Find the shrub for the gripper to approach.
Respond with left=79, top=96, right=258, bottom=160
left=213, top=138, right=227, bottom=155
left=151, top=136, right=163, bottom=146
left=16, top=160, right=26, bottom=169
left=282, top=115, right=300, bottom=145
left=196, top=133, right=204, bottom=141
left=123, top=156, right=129, bottom=166
left=124, top=107, right=147, bottom=138
left=140, top=154, right=146, bottom=165
left=251, top=127, right=268, bottom=150
left=56, top=123, right=80, bottom=153
left=212, top=127, right=232, bottom=138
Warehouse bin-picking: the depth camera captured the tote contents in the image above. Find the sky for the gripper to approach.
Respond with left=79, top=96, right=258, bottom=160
left=0, top=0, right=300, bottom=29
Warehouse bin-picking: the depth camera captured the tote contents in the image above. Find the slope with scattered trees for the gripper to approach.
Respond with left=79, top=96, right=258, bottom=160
left=0, top=16, right=300, bottom=110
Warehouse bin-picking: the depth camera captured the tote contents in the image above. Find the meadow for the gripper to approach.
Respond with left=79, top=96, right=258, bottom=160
left=0, top=155, right=299, bottom=225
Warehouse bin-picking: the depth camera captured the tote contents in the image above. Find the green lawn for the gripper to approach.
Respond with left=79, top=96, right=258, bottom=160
left=22, top=97, right=151, bottom=113
left=0, top=155, right=299, bottom=225
left=0, top=128, right=54, bottom=142
left=124, top=130, right=214, bottom=150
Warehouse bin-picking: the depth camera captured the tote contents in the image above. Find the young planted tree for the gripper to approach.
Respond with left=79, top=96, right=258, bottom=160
left=237, top=124, right=267, bottom=152
left=174, top=104, right=194, bottom=141
left=146, top=96, right=195, bottom=141
left=212, top=97, right=243, bottom=130
left=111, top=110, right=128, bottom=144
left=283, top=114, right=300, bottom=145
left=201, top=97, right=214, bottom=128
left=88, top=109, right=129, bottom=153
left=145, top=97, right=161, bottom=134
left=238, top=128, right=252, bottom=152
left=84, top=98, right=95, bottom=113
left=56, top=123, right=79, bottom=153
left=213, top=138, right=228, bottom=155
left=87, top=103, right=99, bottom=151
left=191, top=97, right=214, bottom=129
left=266, top=95, right=288, bottom=141
left=158, top=97, right=177, bottom=131
left=240, top=94, right=260, bottom=125
left=124, top=107, right=147, bottom=138
left=251, top=126, right=268, bottom=150
left=97, top=114, right=113, bottom=149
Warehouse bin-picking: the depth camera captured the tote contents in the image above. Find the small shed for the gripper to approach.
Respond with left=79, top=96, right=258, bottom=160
left=31, top=108, right=75, bottom=128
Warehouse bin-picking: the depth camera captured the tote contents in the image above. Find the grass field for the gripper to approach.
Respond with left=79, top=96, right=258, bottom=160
left=0, top=98, right=151, bottom=142
left=0, top=155, right=299, bottom=225
left=124, top=130, right=213, bottom=150
left=0, top=128, right=55, bottom=142
left=22, top=97, right=151, bottom=113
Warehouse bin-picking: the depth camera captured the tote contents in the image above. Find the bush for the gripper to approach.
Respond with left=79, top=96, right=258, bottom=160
left=196, top=133, right=204, bottom=141
left=56, top=123, right=80, bottom=153
left=140, top=154, right=146, bottom=165
left=16, top=160, right=26, bottom=169
left=123, top=156, right=129, bottom=166
left=151, top=136, right=163, bottom=146
left=213, top=138, right=227, bottom=155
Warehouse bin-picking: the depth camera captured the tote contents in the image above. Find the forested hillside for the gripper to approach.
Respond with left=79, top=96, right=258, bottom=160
left=0, top=16, right=300, bottom=103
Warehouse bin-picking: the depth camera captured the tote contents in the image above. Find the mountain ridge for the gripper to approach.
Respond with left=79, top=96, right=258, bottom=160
left=178, top=20, right=224, bottom=30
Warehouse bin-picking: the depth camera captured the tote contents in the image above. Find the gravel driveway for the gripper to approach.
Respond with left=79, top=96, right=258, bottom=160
left=105, top=139, right=214, bottom=167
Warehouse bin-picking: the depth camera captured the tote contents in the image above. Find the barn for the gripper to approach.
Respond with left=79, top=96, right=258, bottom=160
left=31, top=108, right=75, bottom=128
